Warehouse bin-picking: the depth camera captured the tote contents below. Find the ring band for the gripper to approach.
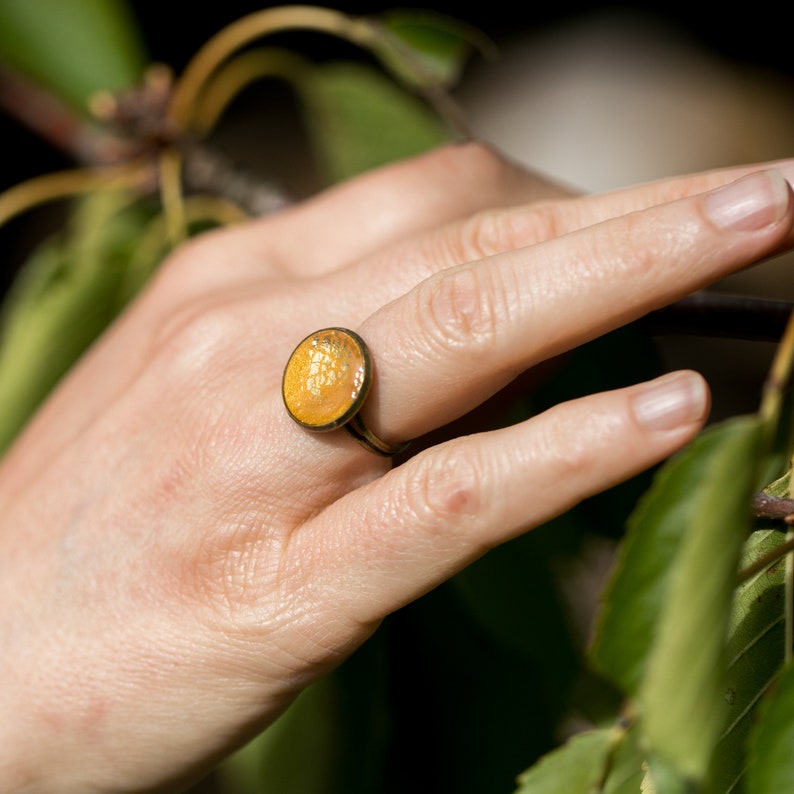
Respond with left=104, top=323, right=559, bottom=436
left=281, top=327, right=409, bottom=456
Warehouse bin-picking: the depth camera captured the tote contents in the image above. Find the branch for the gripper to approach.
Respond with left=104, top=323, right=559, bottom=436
left=637, top=292, right=794, bottom=342
left=752, top=492, right=794, bottom=523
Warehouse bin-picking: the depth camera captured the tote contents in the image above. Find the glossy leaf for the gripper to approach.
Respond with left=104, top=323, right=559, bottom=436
left=708, top=528, right=787, bottom=794
left=745, top=660, right=794, bottom=794
left=295, top=60, right=450, bottom=184
left=637, top=416, right=764, bottom=782
left=512, top=726, right=621, bottom=794
left=0, top=0, right=146, bottom=112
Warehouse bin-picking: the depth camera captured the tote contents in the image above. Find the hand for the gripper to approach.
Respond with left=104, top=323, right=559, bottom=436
left=2, top=143, right=792, bottom=792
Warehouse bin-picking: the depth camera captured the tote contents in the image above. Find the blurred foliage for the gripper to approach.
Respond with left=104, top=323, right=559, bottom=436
left=1, top=3, right=794, bottom=793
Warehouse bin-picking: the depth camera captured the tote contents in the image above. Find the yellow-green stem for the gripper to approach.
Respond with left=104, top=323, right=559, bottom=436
left=169, top=5, right=376, bottom=130
left=159, top=150, right=187, bottom=245
left=0, top=164, right=148, bottom=229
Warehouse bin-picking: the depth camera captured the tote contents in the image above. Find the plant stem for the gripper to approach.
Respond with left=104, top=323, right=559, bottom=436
left=735, top=534, right=794, bottom=585
left=0, top=164, right=150, bottom=228
left=637, top=292, right=794, bottom=342
left=169, top=5, right=378, bottom=130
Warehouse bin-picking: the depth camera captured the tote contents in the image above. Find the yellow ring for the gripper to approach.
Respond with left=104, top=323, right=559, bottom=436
left=282, top=327, right=409, bottom=456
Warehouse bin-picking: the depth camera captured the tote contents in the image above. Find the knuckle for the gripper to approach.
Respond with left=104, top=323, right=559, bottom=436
left=453, top=201, right=567, bottom=262
left=431, top=141, right=515, bottom=187
left=413, top=266, right=501, bottom=356
left=586, top=213, right=660, bottom=286
left=535, top=404, right=600, bottom=482
left=180, top=524, right=291, bottom=628
left=150, top=298, right=249, bottom=386
left=408, top=442, right=483, bottom=527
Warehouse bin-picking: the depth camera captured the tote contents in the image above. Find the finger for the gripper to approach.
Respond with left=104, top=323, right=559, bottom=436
left=355, top=169, right=793, bottom=445
left=338, top=156, right=794, bottom=297
left=293, top=370, right=709, bottom=626
left=596, top=158, right=794, bottom=216
left=250, top=142, right=575, bottom=277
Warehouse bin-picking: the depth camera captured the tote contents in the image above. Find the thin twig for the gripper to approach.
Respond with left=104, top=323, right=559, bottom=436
left=637, top=292, right=794, bottom=342
left=736, top=533, right=794, bottom=585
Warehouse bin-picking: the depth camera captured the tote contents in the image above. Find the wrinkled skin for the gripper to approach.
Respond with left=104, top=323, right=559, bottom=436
left=2, top=143, right=794, bottom=792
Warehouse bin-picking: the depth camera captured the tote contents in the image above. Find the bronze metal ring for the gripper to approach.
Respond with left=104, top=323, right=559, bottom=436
left=281, top=327, right=409, bottom=457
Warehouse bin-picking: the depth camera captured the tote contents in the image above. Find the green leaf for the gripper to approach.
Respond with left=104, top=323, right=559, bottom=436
left=369, top=9, right=494, bottom=90
left=295, top=60, right=451, bottom=184
left=745, top=660, right=794, bottom=794
left=708, top=529, right=787, bottom=794
left=762, top=469, right=791, bottom=499
left=602, top=723, right=646, bottom=794
left=642, top=754, right=700, bottom=794
left=637, top=416, right=764, bottom=782
left=590, top=417, right=762, bottom=698
left=512, top=726, right=621, bottom=794
left=0, top=0, right=146, bottom=112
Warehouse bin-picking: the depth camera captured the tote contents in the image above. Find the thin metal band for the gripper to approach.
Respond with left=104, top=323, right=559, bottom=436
left=345, top=414, right=410, bottom=457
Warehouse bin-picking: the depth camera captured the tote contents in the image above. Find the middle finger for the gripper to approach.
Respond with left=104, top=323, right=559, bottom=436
left=352, top=169, right=793, bottom=446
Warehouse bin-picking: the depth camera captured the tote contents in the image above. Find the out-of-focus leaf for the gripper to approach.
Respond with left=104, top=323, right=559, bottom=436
left=216, top=677, right=339, bottom=794
left=369, top=9, right=494, bottom=90
left=295, top=60, right=450, bottom=184
left=215, top=636, right=391, bottom=794
left=0, top=191, right=161, bottom=453
left=708, top=528, right=786, bottom=794
left=745, top=660, right=794, bottom=794
left=637, top=416, right=764, bottom=782
left=642, top=754, right=699, bottom=794
left=0, top=0, right=146, bottom=112
left=450, top=515, right=583, bottom=717
left=512, top=726, right=621, bottom=794
left=603, top=723, right=645, bottom=794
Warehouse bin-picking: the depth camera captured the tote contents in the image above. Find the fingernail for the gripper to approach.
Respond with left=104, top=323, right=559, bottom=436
left=705, top=170, right=790, bottom=231
left=631, top=371, right=709, bottom=432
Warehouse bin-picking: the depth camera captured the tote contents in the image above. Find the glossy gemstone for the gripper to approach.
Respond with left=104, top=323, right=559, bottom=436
left=282, top=328, right=371, bottom=431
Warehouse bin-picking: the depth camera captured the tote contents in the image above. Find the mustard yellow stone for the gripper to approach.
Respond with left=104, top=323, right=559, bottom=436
left=282, top=328, right=371, bottom=430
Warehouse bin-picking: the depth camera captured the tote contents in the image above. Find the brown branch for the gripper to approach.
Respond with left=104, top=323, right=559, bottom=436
left=637, top=292, right=794, bottom=342
left=752, top=492, right=794, bottom=523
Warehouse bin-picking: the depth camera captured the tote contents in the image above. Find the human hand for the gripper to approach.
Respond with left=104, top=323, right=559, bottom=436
left=1, top=143, right=792, bottom=792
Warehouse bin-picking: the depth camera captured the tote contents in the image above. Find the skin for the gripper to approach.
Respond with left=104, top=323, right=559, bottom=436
left=2, top=142, right=794, bottom=792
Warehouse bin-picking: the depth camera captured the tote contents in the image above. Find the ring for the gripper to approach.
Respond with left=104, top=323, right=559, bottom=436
left=281, top=327, right=409, bottom=457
